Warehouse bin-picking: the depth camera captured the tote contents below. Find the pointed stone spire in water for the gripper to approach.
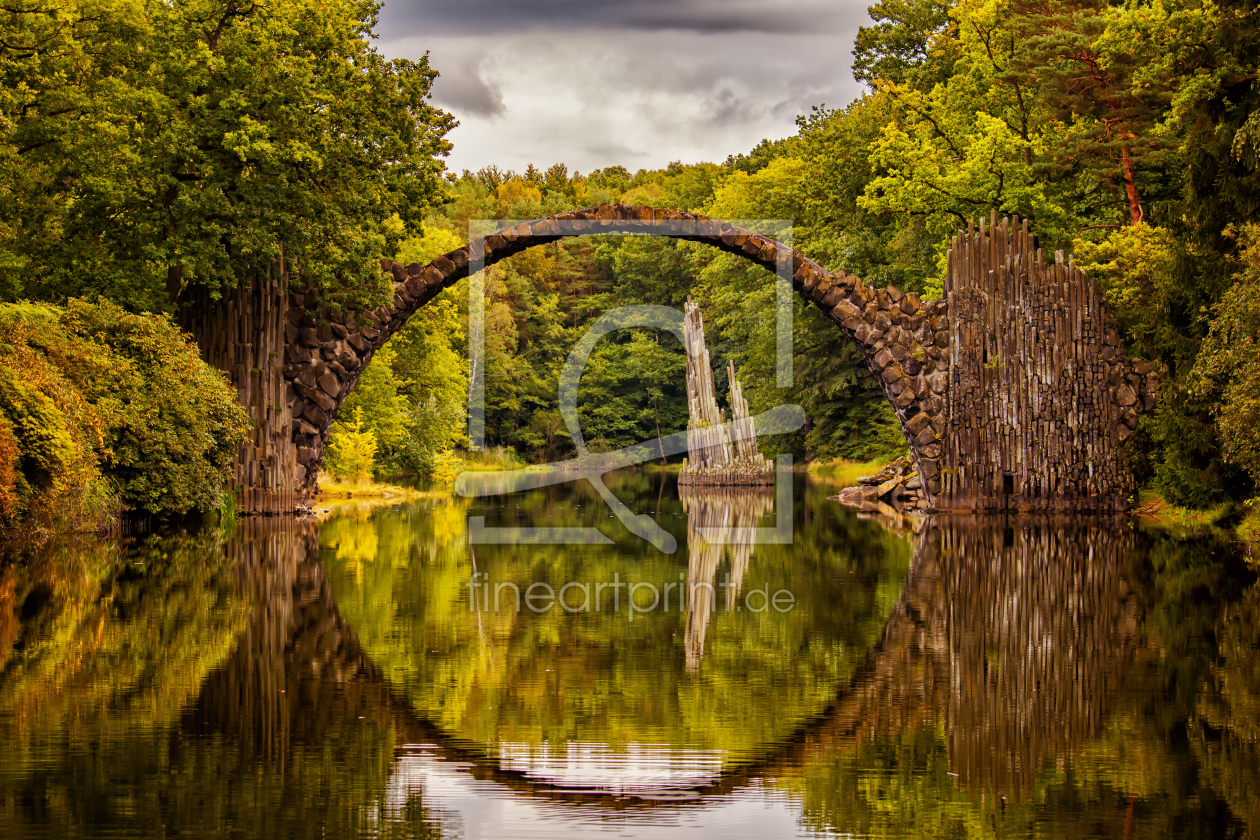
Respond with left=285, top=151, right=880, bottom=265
left=680, top=297, right=774, bottom=485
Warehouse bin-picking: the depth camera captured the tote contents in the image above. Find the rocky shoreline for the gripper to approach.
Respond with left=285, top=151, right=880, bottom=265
left=830, top=456, right=928, bottom=514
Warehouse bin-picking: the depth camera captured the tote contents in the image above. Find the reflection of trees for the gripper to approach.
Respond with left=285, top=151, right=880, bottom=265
left=0, top=531, right=246, bottom=741
left=0, top=530, right=248, bottom=835
left=1190, top=583, right=1260, bottom=835
left=327, top=472, right=910, bottom=766
left=0, top=519, right=448, bottom=838
left=679, top=485, right=774, bottom=672
left=182, top=517, right=445, bottom=838
left=20, top=491, right=1254, bottom=838
left=205, top=514, right=1260, bottom=838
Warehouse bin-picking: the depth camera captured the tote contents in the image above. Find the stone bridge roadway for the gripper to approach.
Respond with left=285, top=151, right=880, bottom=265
left=200, top=204, right=1160, bottom=514
left=189, top=516, right=1144, bottom=811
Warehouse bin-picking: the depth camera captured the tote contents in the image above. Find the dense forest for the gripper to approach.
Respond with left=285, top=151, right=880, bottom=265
left=338, top=0, right=1260, bottom=515
left=1, top=0, right=1259, bottom=529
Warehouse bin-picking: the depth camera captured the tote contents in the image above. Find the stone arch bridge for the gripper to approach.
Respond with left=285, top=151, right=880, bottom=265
left=181, top=204, right=1158, bottom=515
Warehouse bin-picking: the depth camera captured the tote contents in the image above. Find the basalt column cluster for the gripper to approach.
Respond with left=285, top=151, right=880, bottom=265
left=938, top=215, right=1159, bottom=511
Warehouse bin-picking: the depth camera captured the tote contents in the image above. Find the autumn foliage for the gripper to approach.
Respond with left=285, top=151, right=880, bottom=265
left=0, top=300, right=249, bottom=535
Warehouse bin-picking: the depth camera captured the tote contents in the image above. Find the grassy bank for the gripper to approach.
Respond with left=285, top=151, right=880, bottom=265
left=1131, top=489, right=1231, bottom=530
left=1235, top=500, right=1260, bottom=543
left=1131, top=488, right=1260, bottom=546
left=807, top=457, right=896, bottom=488
left=316, top=477, right=440, bottom=504
left=458, top=446, right=525, bottom=472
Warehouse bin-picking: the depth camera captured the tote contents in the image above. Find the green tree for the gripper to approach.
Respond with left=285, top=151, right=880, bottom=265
left=853, top=0, right=956, bottom=88
left=330, top=344, right=410, bottom=474
left=1, top=0, right=454, bottom=311
left=1006, top=0, right=1176, bottom=226
left=1192, top=223, right=1260, bottom=487
left=795, top=97, right=939, bottom=294
left=58, top=299, right=252, bottom=514
left=856, top=2, right=1083, bottom=251
left=576, top=330, right=688, bottom=453
left=696, top=156, right=907, bottom=461
left=320, top=226, right=470, bottom=479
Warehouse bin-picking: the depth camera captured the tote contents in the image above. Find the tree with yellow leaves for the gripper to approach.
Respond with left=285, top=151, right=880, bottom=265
left=326, top=408, right=378, bottom=486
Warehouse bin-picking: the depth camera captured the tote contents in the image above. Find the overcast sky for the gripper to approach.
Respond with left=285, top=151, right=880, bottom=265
left=375, top=0, right=872, bottom=176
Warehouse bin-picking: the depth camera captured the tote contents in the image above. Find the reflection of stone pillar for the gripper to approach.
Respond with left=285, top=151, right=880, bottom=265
left=680, top=487, right=775, bottom=671
left=802, top=517, right=1143, bottom=805
left=188, top=518, right=374, bottom=759
left=684, top=518, right=721, bottom=675
left=923, top=518, right=1142, bottom=802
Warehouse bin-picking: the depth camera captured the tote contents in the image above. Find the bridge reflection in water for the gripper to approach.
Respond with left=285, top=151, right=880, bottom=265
left=192, top=508, right=1145, bottom=820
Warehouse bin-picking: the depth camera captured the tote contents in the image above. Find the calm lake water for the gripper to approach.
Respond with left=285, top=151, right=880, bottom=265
left=1, top=471, right=1257, bottom=839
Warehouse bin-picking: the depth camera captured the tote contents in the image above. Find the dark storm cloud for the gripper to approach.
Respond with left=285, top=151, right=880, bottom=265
left=702, top=86, right=770, bottom=126
left=378, top=0, right=849, bottom=38
left=429, top=52, right=505, bottom=118
left=376, top=1, right=872, bottom=173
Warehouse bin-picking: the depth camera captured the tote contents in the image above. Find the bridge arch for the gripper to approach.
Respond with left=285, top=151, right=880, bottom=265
left=283, top=205, right=946, bottom=499
left=183, top=204, right=1158, bottom=514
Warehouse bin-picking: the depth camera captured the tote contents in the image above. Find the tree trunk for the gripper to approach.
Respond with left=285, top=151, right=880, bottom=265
left=1121, top=144, right=1143, bottom=225
left=180, top=263, right=305, bottom=515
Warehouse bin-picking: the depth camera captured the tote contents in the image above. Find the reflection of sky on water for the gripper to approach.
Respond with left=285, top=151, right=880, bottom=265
left=496, top=742, right=726, bottom=791
left=380, top=747, right=826, bottom=839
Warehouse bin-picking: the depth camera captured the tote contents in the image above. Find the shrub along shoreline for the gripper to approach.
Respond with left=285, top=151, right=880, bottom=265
left=0, top=300, right=249, bottom=544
